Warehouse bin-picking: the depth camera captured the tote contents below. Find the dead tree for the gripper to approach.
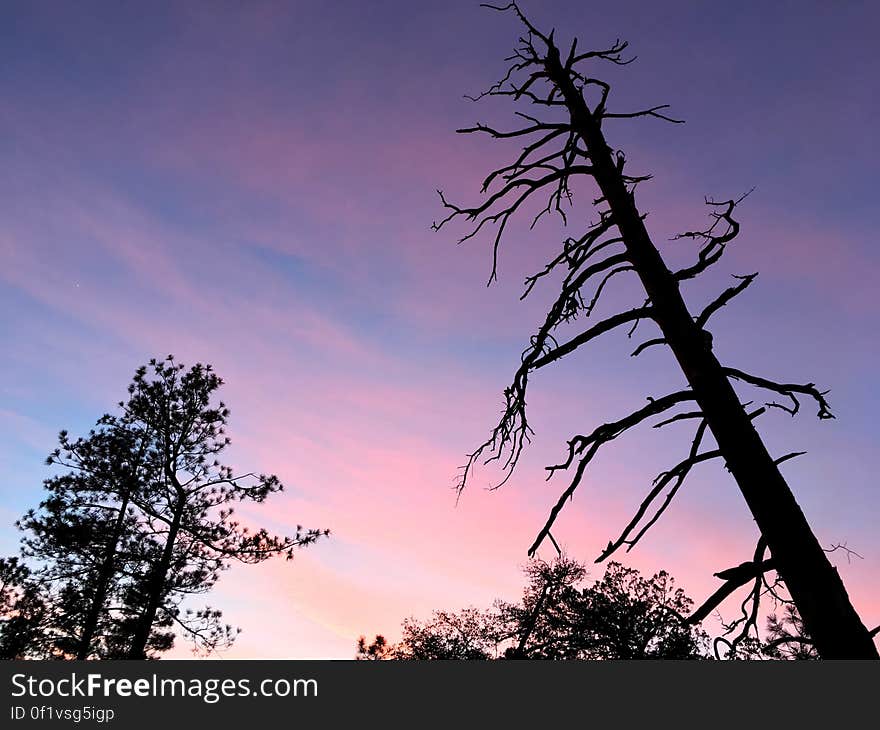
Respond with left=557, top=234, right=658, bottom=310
left=434, top=3, right=877, bottom=659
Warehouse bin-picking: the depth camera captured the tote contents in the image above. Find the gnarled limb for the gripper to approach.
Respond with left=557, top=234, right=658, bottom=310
left=433, top=165, right=593, bottom=284
left=724, top=367, right=834, bottom=419
left=456, top=305, right=653, bottom=495
left=531, top=306, right=652, bottom=370
left=712, top=538, right=770, bottom=658
left=674, top=191, right=752, bottom=281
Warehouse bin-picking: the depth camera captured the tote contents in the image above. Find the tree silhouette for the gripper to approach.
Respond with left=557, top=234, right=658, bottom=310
left=115, top=357, right=329, bottom=659
left=356, top=558, right=707, bottom=660
left=0, top=558, right=31, bottom=623
left=394, top=608, right=504, bottom=660
left=712, top=604, right=820, bottom=660
left=762, top=605, right=818, bottom=660
left=433, top=3, right=877, bottom=658
left=0, top=558, right=53, bottom=659
left=18, top=419, right=152, bottom=658
left=500, top=559, right=707, bottom=659
left=355, top=634, right=394, bottom=661
left=358, top=608, right=503, bottom=660
left=13, top=356, right=328, bottom=659
left=500, top=555, right=585, bottom=658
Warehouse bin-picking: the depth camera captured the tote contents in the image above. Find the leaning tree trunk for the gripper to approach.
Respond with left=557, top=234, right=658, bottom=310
left=543, top=49, right=877, bottom=659
left=438, top=5, right=877, bottom=660
left=126, top=492, right=184, bottom=660
left=75, top=489, right=131, bottom=660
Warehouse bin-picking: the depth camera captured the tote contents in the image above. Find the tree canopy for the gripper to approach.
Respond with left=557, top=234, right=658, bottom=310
left=357, top=558, right=709, bottom=660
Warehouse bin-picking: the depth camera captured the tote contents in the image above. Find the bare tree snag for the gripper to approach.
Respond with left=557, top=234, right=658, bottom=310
left=436, top=3, right=877, bottom=658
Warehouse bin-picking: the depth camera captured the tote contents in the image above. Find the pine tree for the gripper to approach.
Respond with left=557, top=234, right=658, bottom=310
left=14, top=355, right=328, bottom=659
left=18, top=419, right=151, bottom=658
left=0, top=557, right=53, bottom=659
left=116, top=357, right=328, bottom=659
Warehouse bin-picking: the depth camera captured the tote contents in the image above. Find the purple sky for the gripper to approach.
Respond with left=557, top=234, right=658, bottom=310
left=2, top=0, right=878, bottom=657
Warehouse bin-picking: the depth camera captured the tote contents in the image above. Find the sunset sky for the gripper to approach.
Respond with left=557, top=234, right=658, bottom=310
left=2, top=0, right=878, bottom=657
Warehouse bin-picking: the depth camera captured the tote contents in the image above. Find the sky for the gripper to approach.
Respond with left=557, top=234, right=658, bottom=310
left=1, top=0, right=878, bottom=658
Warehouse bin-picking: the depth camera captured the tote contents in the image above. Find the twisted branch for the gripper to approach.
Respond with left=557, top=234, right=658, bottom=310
left=674, top=191, right=752, bottom=281
left=724, top=367, right=834, bottom=419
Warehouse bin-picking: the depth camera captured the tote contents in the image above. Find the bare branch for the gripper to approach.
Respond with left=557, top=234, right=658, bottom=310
left=674, top=191, right=753, bottom=281
left=480, top=3, right=550, bottom=45
left=630, top=336, right=665, bottom=358
left=583, top=265, right=635, bottom=317
left=774, top=451, right=806, bottom=466
left=694, top=273, right=758, bottom=329
left=456, top=302, right=651, bottom=497
left=433, top=158, right=595, bottom=284
left=601, top=105, right=684, bottom=124
left=652, top=410, right=703, bottom=429
left=521, top=224, right=623, bottom=301
left=824, top=542, right=863, bottom=563
left=714, top=538, right=770, bottom=657
left=527, top=390, right=696, bottom=556
left=724, top=367, right=834, bottom=420
left=569, top=39, right=634, bottom=67
left=594, top=404, right=764, bottom=564
left=549, top=391, right=697, bottom=475
left=456, top=120, right=567, bottom=140
left=595, top=420, right=718, bottom=562
left=689, top=553, right=776, bottom=625
left=531, top=305, right=651, bottom=370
